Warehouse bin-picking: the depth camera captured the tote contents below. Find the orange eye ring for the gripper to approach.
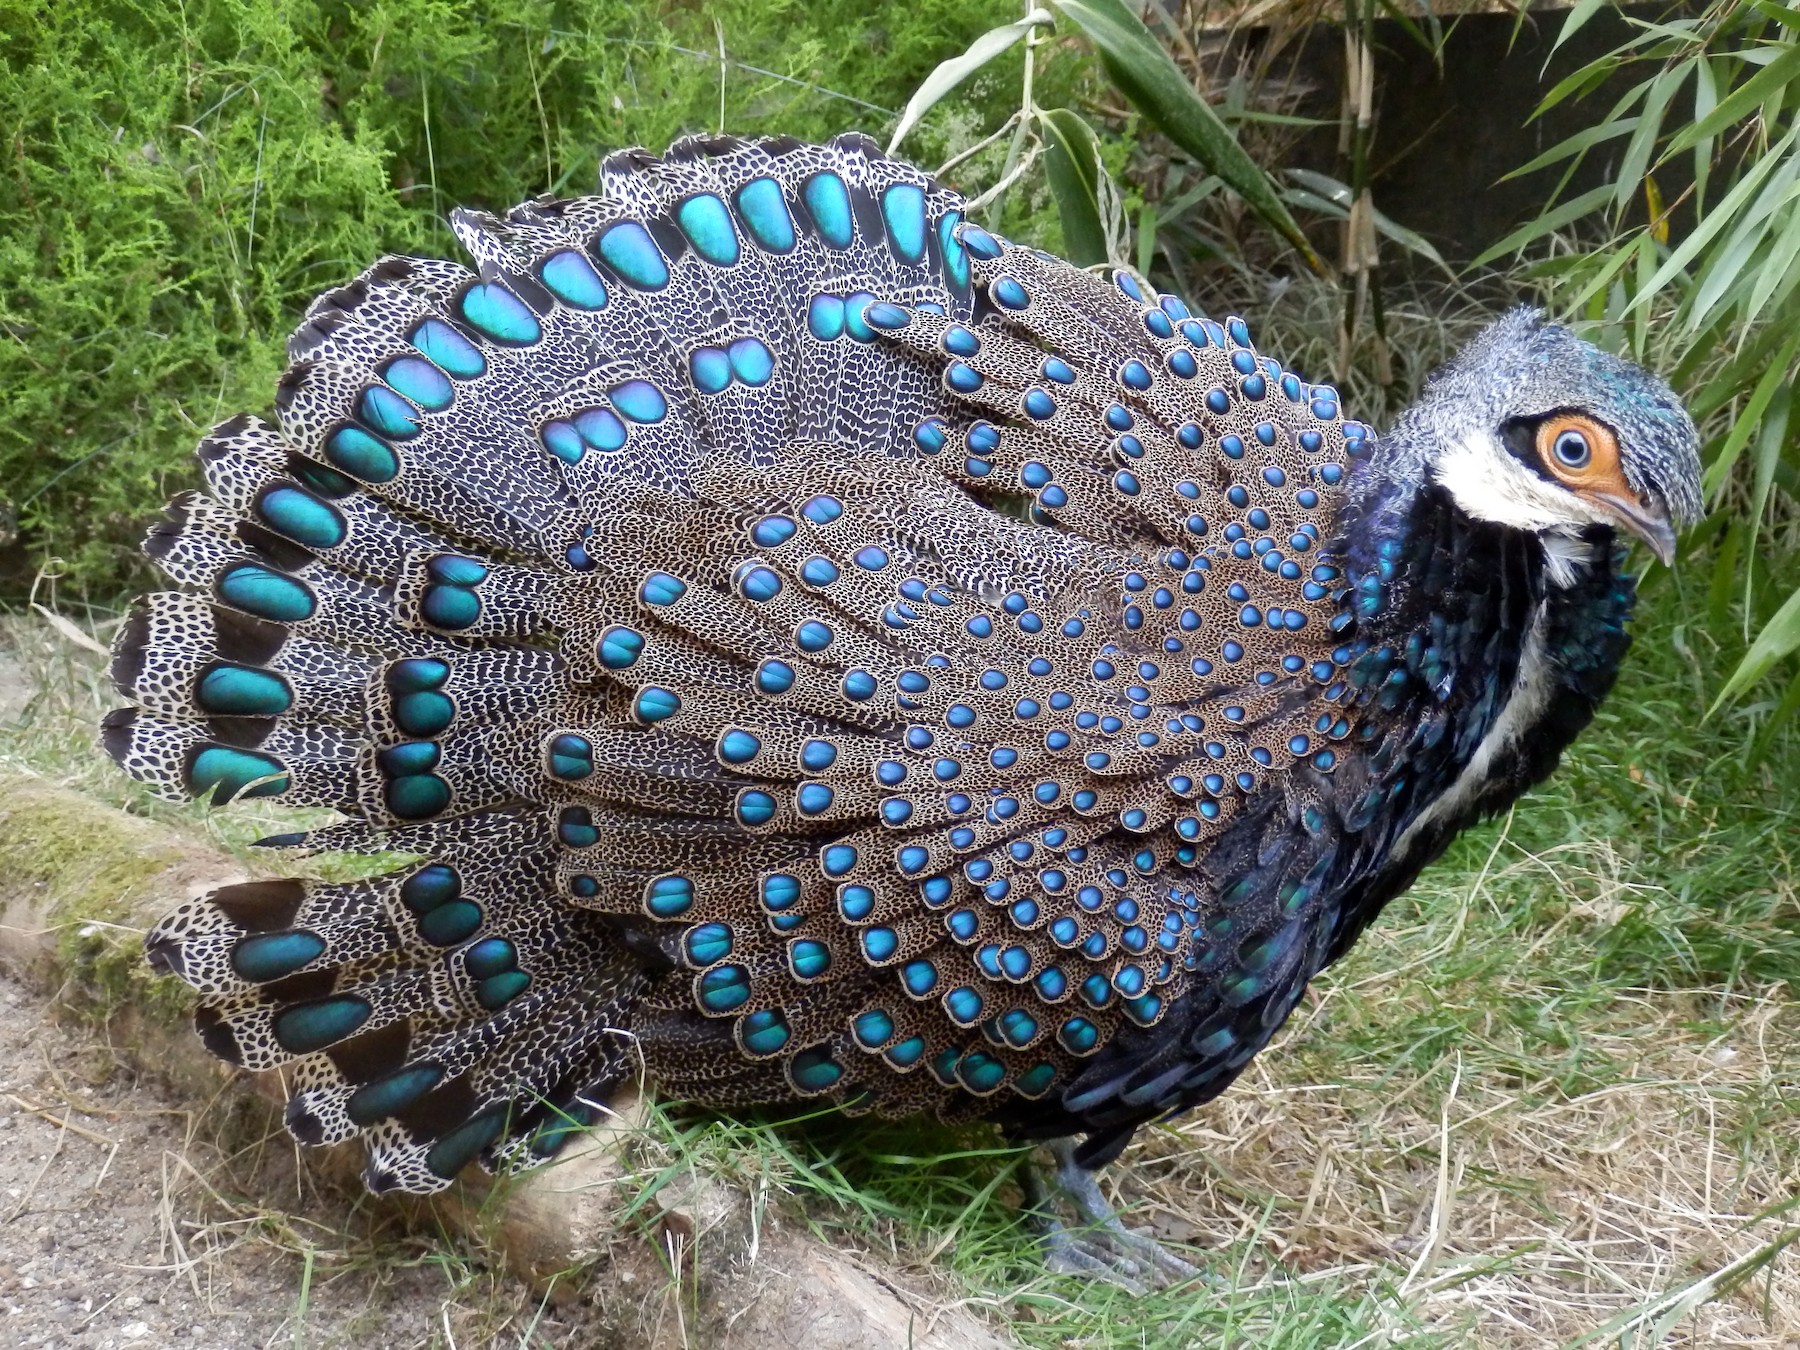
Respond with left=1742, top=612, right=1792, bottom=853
left=1535, top=413, right=1621, bottom=489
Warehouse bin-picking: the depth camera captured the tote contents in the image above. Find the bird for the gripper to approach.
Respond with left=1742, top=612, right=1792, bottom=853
left=102, top=131, right=1701, bottom=1280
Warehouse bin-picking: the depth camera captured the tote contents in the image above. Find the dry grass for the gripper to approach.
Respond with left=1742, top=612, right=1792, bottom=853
left=2, top=586, right=1796, bottom=1348
left=1145, top=973, right=1799, bottom=1345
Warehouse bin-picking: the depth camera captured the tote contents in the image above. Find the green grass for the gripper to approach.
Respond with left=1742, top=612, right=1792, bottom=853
left=3, top=4, right=1797, bottom=1341
left=608, top=565, right=1799, bottom=1346
left=11, top=562, right=1787, bottom=1347
left=1, top=0, right=1086, bottom=598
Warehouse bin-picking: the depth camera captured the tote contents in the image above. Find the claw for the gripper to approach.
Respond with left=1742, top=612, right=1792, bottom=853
left=1019, top=1138, right=1208, bottom=1290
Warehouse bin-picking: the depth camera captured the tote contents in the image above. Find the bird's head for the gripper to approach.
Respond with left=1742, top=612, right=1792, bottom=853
left=1386, top=308, right=1702, bottom=569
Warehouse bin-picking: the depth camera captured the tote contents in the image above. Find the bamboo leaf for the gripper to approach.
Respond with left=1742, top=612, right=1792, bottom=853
left=1712, top=583, right=1800, bottom=709
left=1743, top=204, right=1800, bottom=324
left=1370, top=203, right=1452, bottom=275
left=1567, top=231, right=1651, bottom=317
left=1551, top=0, right=1611, bottom=58
left=1700, top=331, right=1800, bottom=496
left=1136, top=203, right=1157, bottom=278
left=1284, top=168, right=1449, bottom=273
left=1038, top=108, right=1109, bottom=267
left=1684, top=159, right=1800, bottom=328
left=1752, top=0, right=1800, bottom=27
left=1158, top=173, right=1224, bottom=220
left=1626, top=123, right=1798, bottom=312
left=1536, top=54, right=1624, bottom=118
left=1667, top=41, right=1800, bottom=155
left=1693, top=55, right=1718, bottom=211
left=1470, top=183, right=1614, bottom=266
left=1614, top=67, right=1688, bottom=212
left=1505, top=115, right=1639, bottom=181
left=1048, top=0, right=1323, bottom=271
left=1284, top=166, right=1354, bottom=206
left=886, top=13, right=1048, bottom=155
left=1744, top=378, right=1791, bottom=569
left=1282, top=186, right=1346, bottom=218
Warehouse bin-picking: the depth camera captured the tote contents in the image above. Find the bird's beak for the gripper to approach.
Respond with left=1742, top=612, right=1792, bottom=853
left=1588, top=492, right=1678, bottom=567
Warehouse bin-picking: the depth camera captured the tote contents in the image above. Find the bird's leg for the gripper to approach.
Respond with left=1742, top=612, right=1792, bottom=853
left=1018, top=1138, right=1206, bottom=1290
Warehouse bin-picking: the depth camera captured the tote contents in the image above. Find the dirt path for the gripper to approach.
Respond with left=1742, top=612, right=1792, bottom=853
left=0, top=966, right=597, bottom=1349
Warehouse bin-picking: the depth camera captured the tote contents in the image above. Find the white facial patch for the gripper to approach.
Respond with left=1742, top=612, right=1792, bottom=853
left=1430, top=430, right=1610, bottom=586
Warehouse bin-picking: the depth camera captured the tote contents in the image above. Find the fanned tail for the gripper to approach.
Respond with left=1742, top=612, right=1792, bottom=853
left=110, top=131, right=1362, bottom=1190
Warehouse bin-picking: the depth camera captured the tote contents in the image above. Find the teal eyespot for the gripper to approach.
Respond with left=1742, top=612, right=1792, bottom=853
left=610, top=379, right=667, bottom=424
left=401, top=865, right=460, bottom=912
left=393, top=690, right=453, bottom=736
left=598, top=626, right=645, bottom=669
left=728, top=337, right=773, bottom=386
left=358, top=384, right=421, bottom=439
left=286, top=452, right=358, bottom=499
left=419, top=899, right=482, bottom=946
left=273, top=995, right=372, bottom=1053
left=645, top=875, right=694, bottom=919
left=477, top=969, right=530, bottom=1010
left=789, top=1045, right=842, bottom=1092
left=854, top=1009, right=894, bottom=1047
left=382, top=357, right=453, bottom=411
left=735, top=176, right=796, bottom=252
left=464, top=939, right=517, bottom=980
left=597, top=221, right=669, bottom=290
left=196, top=665, right=292, bottom=717
left=633, top=687, right=681, bottom=723
left=686, top=923, right=734, bottom=966
left=539, top=250, right=608, bottom=309
left=189, top=746, right=289, bottom=802
left=255, top=486, right=345, bottom=550
left=460, top=282, right=540, bottom=344
left=676, top=193, right=740, bottom=266
left=690, top=346, right=731, bottom=394
left=719, top=729, right=761, bottom=763
left=325, top=425, right=400, bottom=483
left=549, top=733, right=594, bottom=780
left=881, top=183, right=926, bottom=262
left=230, top=930, right=324, bottom=982
left=738, top=1008, right=790, bottom=1056
left=789, top=939, right=830, bottom=980
left=347, top=1063, right=444, bottom=1126
left=802, top=172, right=853, bottom=248
left=698, top=964, right=751, bottom=1013
left=425, top=1111, right=504, bottom=1178
left=409, top=319, right=485, bottom=378
left=385, top=772, right=451, bottom=819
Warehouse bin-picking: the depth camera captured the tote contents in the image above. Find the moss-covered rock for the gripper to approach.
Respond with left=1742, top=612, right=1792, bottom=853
left=0, top=768, right=238, bottom=1027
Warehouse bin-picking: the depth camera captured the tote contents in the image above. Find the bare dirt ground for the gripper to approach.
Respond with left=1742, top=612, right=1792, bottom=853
left=1, top=617, right=1795, bottom=1349
left=0, top=967, right=601, bottom=1349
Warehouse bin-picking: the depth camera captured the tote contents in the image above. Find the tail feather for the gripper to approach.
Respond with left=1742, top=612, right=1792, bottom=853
left=112, top=132, right=1359, bottom=1191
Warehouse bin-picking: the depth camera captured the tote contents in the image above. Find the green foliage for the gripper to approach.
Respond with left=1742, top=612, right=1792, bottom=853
left=0, top=0, right=1033, bottom=596
left=887, top=0, right=1328, bottom=287
left=1049, top=0, right=1322, bottom=269
left=1039, top=108, right=1110, bottom=266
left=1479, top=0, right=1800, bottom=730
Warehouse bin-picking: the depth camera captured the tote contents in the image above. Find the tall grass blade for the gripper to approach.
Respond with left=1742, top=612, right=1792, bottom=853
left=1049, top=0, right=1323, bottom=270
left=1039, top=108, right=1109, bottom=267
left=886, top=13, right=1047, bottom=155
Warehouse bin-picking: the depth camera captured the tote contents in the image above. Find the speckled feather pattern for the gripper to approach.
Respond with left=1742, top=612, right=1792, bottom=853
left=103, top=133, right=1687, bottom=1193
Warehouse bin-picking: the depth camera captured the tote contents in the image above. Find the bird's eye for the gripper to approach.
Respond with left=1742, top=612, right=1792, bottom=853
left=1552, top=429, right=1591, bottom=469
left=1534, top=413, right=1617, bottom=486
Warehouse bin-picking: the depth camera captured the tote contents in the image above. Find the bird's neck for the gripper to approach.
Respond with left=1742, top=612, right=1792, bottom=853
left=1331, top=454, right=1637, bottom=861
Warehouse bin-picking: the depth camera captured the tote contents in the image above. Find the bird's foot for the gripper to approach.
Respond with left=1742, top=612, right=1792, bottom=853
left=1020, top=1138, right=1208, bottom=1291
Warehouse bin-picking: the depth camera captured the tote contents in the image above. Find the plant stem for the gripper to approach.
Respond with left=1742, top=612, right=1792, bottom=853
left=992, top=0, right=1042, bottom=225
